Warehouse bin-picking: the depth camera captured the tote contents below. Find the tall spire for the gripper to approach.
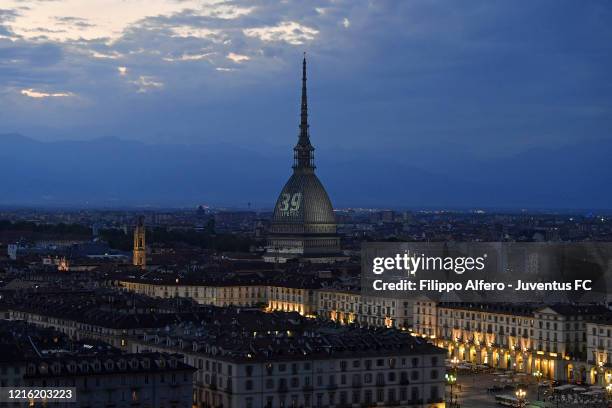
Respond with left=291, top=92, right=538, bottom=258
left=300, top=53, right=308, bottom=136
left=294, top=53, right=315, bottom=171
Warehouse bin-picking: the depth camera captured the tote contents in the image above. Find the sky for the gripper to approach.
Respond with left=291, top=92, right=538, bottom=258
left=0, top=1, right=611, bottom=209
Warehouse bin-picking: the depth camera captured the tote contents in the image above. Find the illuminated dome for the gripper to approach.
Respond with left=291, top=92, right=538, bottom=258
left=271, top=171, right=337, bottom=234
left=265, top=55, right=340, bottom=262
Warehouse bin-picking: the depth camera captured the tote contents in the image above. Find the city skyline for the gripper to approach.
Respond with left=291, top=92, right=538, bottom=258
left=1, top=3, right=611, bottom=405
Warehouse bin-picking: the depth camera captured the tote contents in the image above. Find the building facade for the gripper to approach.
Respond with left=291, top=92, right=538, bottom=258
left=119, top=279, right=268, bottom=307
left=317, top=289, right=412, bottom=329
left=22, top=353, right=194, bottom=408
left=118, top=278, right=412, bottom=329
left=413, top=301, right=609, bottom=385
left=133, top=323, right=446, bottom=408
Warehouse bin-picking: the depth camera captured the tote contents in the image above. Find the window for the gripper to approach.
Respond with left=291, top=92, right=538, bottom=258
left=430, top=385, right=439, bottom=400
left=365, top=390, right=372, bottom=404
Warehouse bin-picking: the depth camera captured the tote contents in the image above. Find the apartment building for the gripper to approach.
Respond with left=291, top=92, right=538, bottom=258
left=317, top=289, right=412, bottom=329
left=413, top=301, right=608, bottom=384
left=133, top=320, right=446, bottom=408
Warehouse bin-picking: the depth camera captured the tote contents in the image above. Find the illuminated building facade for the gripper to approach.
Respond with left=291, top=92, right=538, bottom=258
left=266, top=285, right=317, bottom=317
left=133, top=215, right=146, bottom=269
left=119, top=279, right=268, bottom=307
left=413, top=301, right=609, bottom=384
left=317, top=289, right=412, bottom=329
left=118, top=278, right=412, bottom=329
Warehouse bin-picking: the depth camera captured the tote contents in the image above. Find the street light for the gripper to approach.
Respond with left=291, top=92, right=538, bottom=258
left=533, top=370, right=543, bottom=400
left=445, top=373, right=457, bottom=407
left=515, top=388, right=526, bottom=408
left=451, top=356, right=459, bottom=374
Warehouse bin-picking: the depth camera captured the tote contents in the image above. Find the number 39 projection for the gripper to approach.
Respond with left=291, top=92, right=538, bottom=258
left=278, top=192, right=302, bottom=214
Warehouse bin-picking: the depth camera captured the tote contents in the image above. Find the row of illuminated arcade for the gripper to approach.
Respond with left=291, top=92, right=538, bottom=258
left=413, top=300, right=612, bottom=385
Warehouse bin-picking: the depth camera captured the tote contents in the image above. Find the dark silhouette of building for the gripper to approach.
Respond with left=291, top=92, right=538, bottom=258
left=265, top=55, right=342, bottom=263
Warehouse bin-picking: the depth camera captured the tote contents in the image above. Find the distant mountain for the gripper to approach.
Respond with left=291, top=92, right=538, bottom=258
left=0, top=133, right=610, bottom=210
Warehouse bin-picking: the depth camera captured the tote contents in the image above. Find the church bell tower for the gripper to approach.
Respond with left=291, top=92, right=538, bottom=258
left=133, top=215, right=146, bottom=269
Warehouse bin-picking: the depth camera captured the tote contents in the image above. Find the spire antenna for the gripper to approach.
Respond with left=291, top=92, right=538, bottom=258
left=294, top=53, right=315, bottom=171
left=301, top=53, right=308, bottom=135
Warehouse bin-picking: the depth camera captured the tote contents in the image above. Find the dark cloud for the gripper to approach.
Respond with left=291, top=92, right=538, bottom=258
left=54, top=16, right=95, bottom=29
left=0, top=9, right=19, bottom=20
left=0, top=0, right=610, bottom=162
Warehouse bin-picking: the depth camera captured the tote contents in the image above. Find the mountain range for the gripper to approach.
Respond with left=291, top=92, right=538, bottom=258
left=0, top=133, right=610, bottom=211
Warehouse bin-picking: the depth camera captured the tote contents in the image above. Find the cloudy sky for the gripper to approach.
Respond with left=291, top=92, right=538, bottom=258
left=1, top=0, right=611, bottom=159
